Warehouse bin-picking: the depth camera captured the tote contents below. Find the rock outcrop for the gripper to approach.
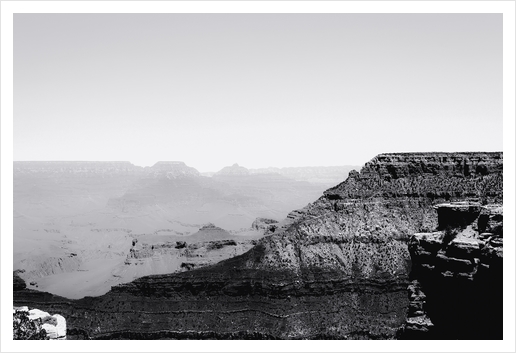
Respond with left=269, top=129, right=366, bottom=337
left=13, top=306, right=66, bottom=340
left=123, top=237, right=257, bottom=273
left=251, top=218, right=279, bottom=234
left=13, top=152, right=503, bottom=339
left=399, top=201, right=503, bottom=339
left=17, top=254, right=83, bottom=280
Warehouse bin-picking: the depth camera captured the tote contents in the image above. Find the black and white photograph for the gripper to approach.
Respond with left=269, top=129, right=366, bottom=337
left=1, top=1, right=515, bottom=351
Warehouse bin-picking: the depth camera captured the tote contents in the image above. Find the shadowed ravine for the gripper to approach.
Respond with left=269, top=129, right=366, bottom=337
left=14, top=152, right=503, bottom=339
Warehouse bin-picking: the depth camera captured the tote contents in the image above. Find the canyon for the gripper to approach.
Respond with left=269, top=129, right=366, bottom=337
left=13, top=152, right=503, bottom=339
left=13, top=161, right=355, bottom=298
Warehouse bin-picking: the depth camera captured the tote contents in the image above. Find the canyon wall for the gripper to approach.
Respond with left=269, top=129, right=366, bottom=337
left=399, top=202, right=503, bottom=339
left=13, top=152, right=503, bottom=339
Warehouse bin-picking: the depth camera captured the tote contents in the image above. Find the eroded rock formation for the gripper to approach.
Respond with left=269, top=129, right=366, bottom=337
left=13, top=152, right=503, bottom=339
left=123, top=237, right=257, bottom=272
left=251, top=218, right=279, bottom=234
left=399, top=202, right=503, bottom=339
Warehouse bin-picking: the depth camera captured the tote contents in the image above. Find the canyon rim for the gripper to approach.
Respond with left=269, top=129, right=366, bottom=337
left=5, top=7, right=512, bottom=351
left=12, top=152, right=504, bottom=340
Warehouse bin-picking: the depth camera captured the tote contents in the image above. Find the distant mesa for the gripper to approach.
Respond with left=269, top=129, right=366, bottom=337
left=249, top=165, right=361, bottom=185
left=147, top=161, right=200, bottom=178
left=184, top=223, right=236, bottom=242
left=13, top=161, right=143, bottom=175
left=13, top=161, right=360, bottom=187
left=215, top=163, right=250, bottom=176
left=197, top=223, right=225, bottom=232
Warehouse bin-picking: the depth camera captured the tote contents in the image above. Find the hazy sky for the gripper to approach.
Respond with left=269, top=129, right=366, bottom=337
left=14, top=14, right=502, bottom=172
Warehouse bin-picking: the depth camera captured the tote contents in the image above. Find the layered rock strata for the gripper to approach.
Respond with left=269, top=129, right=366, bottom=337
left=13, top=152, right=503, bottom=339
left=124, top=237, right=257, bottom=272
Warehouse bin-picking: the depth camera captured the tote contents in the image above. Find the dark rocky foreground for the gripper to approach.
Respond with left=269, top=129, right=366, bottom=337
left=14, top=152, right=503, bottom=339
left=399, top=202, right=503, bottom=339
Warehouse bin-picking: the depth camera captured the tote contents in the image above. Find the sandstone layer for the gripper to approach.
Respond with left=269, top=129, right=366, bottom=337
left=14, top=152, right=503, bottom=339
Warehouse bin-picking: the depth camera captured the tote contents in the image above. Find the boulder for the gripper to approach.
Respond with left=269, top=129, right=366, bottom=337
left=25, top=308, right=67, bottom=340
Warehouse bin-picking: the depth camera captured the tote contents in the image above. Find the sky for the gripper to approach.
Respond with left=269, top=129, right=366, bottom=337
left=14, top=13, right=502, bottom=172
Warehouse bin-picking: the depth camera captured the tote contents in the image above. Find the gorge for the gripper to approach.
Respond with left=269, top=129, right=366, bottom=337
left=14, top=161, right=354, bottom=298
left=13, top=152, right=503, bottom=339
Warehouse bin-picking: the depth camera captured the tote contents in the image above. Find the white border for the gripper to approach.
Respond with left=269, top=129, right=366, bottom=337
left=0, top=0, right=515, bottom=14
left=1, top=1, right=515, bottom=352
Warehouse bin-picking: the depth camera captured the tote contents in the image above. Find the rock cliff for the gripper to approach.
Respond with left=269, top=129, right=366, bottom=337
left=13, top=152, right=503, bottom=339
left=399, top=202, right=503, bottom=339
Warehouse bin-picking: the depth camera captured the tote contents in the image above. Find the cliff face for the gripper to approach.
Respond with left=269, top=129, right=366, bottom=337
left=399, top=202, right=503, bottom=339
left=324, top=152, right=502, bottom=201
left=13, top=152, right=503, bottom=339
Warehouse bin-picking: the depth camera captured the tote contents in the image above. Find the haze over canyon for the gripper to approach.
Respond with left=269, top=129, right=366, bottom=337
left=13, top=161, right=357, bottom=299
left=12, top=152, right=503, bottom=340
